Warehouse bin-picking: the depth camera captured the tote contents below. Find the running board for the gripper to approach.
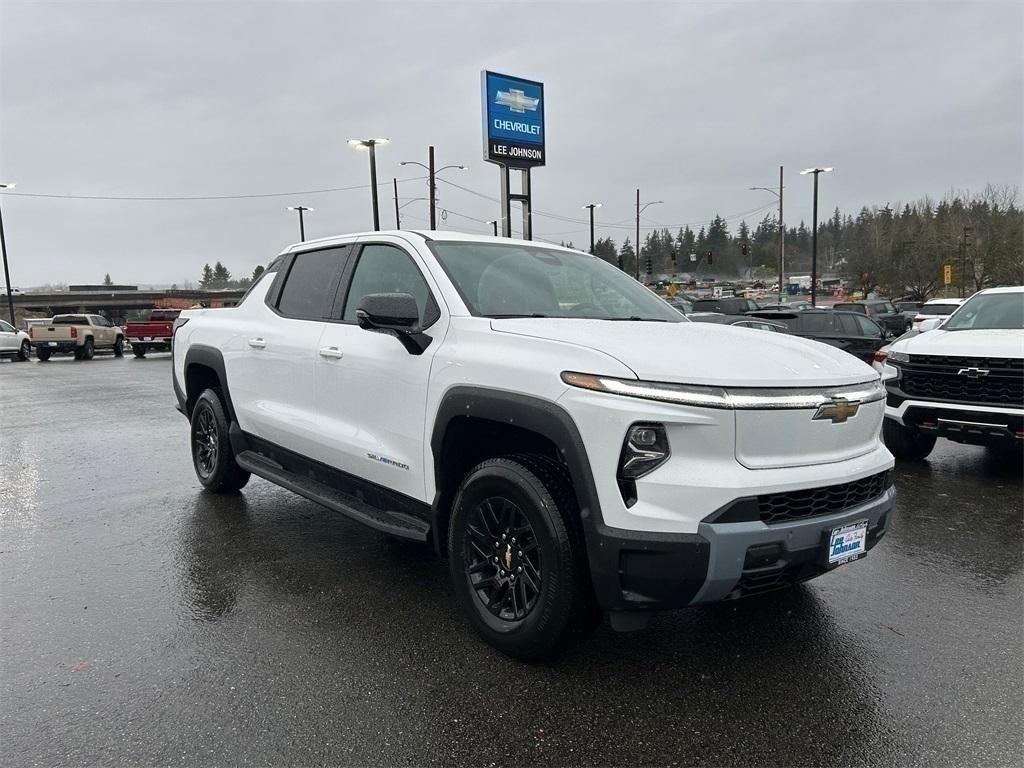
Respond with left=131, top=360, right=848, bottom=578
left=235, top=450, right=430, bottom=542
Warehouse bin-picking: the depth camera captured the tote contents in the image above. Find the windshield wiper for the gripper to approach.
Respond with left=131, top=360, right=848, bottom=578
left=484, top=313, right=549, bottom=318
left=606, top=316, right=669, bottom=322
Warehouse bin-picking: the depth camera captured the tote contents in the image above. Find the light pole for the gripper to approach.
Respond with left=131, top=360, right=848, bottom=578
left=286, top=205, right=312, bottom=242
left=395, top=196, right=427, bottom=229
left=401, top=147, right=466, bottom=230
left=486, top=220, right=499, bottom=236
left=0, top=182, right=16, bottom=325
left=348, top=138, right=389, bottom=231
left=749, top=166, right=785, bottom=301
left=800, top=167, right=832, bottom=306
left=582, top=203, right=602, bottom=254
left=635, top=190, right=663, bottom=280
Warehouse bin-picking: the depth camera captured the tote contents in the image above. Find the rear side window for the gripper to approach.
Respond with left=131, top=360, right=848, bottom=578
left=0, top=320, right=14, bottom=333
left=797, top=313, right=835, bottom=333
left=854, top=315, right=881, bottom=336
left=276, top=248, right=345, bottom=321
left=51, top=316, right=88, bottom=325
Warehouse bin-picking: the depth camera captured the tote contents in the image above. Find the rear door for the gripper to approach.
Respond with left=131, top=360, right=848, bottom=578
left=228, top=245, right=350, bottom=458
left=314, top=239, right=447, bottom=500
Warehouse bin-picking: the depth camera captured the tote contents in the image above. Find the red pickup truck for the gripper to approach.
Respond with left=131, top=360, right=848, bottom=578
left=125, top=309, right=181, bottom=357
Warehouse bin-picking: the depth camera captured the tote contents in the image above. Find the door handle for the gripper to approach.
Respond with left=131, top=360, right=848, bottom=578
left=318, top=346, right=343, bottom=359
left=248, top=337, right=266, bottom=349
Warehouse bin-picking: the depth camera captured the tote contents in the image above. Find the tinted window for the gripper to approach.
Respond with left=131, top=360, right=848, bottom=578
left=0, top=320, right=14, bottom=333
left=854, top=315, right=881, bottom=336
left=277, top=248, right=344, bottom=320
left=926, top=303, right=960, bottom=316
left=836, top=314, right=861, bottom=335
left=342, top=244, right=437, bottom=327
left=797, top=313, right=836, bottom=333
left=51, top=316, right=88, bottom=325
left=692, top=300, right=720, bottom=312
left=833, top=303, right=864, bottom=314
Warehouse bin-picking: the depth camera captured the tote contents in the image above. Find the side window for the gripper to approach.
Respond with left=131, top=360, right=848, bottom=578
left=855, top=315, right=881, bottom=336
left=798, top=313, right=834, bottom=333
left=0, top=320, right=13, bottom=332
left=342, top=244, right=438, bottom=327
left=836, top=314, right=859, bottom=335
left=277, top=248, right=345, bottom=321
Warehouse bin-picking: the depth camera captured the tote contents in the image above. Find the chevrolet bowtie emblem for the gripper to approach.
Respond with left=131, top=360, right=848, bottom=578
left=957, top=367, right=990, bottom=379
left=495, top=88, right=539, bottom=114
left=813, top=398, right=860, bottom=424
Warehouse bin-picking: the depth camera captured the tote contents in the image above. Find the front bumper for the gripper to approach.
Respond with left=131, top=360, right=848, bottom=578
left=885, top=382, right=1023, bottom=445
left=586, top=485, right=894, bottom=612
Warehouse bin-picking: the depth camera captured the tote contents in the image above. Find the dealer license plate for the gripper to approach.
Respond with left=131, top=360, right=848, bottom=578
left=144, top=336, right=152, bottom=341
left=48, top=341, right=57, bottom=346
left=827, top=520, right=868, bottom=566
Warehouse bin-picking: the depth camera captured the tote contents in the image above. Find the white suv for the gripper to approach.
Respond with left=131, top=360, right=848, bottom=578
left=172, top=231, right=895, bottom=659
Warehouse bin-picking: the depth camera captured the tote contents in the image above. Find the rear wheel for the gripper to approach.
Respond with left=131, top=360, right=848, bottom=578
left=16, top=341, right=30, bottom=361
left=36, top=348, right=51, bottom=362
left=447, top=454, right=599, bottom=660
left=113, top=336, right=124, bottom=357
left=190, top=389, right=250, bottom=493
left=80, top=338, right=95, bottom=360
left=133, top=344, right=147, bottom=358
left=883, top=418, right=936, bottom=461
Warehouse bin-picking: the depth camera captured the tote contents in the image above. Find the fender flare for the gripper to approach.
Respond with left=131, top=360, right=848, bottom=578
left=428, top=386, right=604, bottom=553
left=182, top=344, right=237, bottom=423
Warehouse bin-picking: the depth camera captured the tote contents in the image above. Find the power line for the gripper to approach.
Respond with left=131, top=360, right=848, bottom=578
left=0, top=176, right=427, bottom=202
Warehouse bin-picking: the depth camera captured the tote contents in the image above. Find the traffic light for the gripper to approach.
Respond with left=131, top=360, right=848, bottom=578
left=645, top=257, right=652, bottom=275
left=740, top=244, right=749, bottom=256
left=705, top=250, right=713, bottom=265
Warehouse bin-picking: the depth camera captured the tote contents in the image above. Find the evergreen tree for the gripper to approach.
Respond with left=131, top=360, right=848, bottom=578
left=618, top=237, right=636, bottom=274
left=200, top=263, right=214, bottom=288
left=592, top=237, right=617, bottom=265
left=211, top=262, right=231, bottom=288
left=102, top=273, right=113, bottom=286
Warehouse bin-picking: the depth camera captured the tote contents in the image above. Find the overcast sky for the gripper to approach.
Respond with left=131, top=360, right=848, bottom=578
left=1, top=0, right=1021, bottom=287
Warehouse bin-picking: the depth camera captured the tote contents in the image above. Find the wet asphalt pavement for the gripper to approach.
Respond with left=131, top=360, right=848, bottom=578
left=1, top=354, right=1021, bottom=767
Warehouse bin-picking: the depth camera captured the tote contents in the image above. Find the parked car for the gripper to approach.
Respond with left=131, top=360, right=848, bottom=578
left=881, top=286, right=1023, bottom=460
left=665, top=297, right=694, bottom=315
left=832, top=300, right=909, bottom=336
left=687, top=313, right=787, bottom=332
left=747, top=309, right=888, bottom=364
left=0, top=319, right=31, bottom=361
left=173, top=230, right=894, bottom=659
left=29, top=314, right=124, bottom=361
left=911, top=298, right=964, bottom=330
left=691, top=296, right=760, bottom=315
left=871, top=328, right=923, bottom=373
left=757, top=301, right=815, bottom=312
left=126, top=309, right=182, bottom=357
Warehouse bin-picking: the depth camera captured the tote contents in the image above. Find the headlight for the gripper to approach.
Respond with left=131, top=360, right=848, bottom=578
left=888, top=350, right=910, bottom=363
left=561, top=371, right=729, bottom=408
left=618, top=423, right=670, bottom=479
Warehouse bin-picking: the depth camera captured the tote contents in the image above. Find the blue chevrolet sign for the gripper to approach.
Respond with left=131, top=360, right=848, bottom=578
left=482, top=70, right=545, bottom=168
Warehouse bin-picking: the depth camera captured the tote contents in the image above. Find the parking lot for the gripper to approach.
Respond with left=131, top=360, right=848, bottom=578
left=1, top=354, right=1021, bottom=767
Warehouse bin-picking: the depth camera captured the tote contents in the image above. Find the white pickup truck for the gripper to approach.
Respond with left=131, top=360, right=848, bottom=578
left=882, top=286, right=1023, bottom=459
left=173, top=231, right=895, bottom=659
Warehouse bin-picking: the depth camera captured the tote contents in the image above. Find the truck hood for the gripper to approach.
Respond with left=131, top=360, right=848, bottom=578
left=490, top=318, right=876, bottom=387
left=893, top=328, right=1024, bottom=358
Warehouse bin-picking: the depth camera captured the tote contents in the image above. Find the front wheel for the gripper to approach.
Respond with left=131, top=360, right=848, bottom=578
left=16, top=341, right=30, bottom=361
left=883, top=418, right=936, bottom=461
left=447, top=455, right=599, bottom=660
left=113, top=336, right=124, bottom=357
left=190, top=389, right=250, bottom=493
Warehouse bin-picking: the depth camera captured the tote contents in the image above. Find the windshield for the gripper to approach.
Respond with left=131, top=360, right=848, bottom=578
left=943, top=292, right=1024, bottom=331
left=430, top=242, right=682, bottom=321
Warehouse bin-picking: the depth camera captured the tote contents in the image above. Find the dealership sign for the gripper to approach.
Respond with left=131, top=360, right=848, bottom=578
left=481, top=71, right=545, bottom=168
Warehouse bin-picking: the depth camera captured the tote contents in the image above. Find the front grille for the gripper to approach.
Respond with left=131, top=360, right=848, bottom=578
left=757, top=470, right=891, bottom=525
left=901, top=356, right=1023, bottom=407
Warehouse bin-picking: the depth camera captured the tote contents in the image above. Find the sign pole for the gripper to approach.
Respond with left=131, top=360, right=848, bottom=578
left=521, top=168, right=532, bottom=240
left=500, top=166, right=512, bottom=237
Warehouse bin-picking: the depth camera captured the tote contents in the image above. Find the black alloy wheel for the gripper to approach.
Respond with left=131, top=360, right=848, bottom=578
left=464, top=496, right=543, bottom=622
left=80, top=338, right=95, bottom=360
left=189, top=389, right=250, bottom=493
left=193, top=406, right=219, bottom=480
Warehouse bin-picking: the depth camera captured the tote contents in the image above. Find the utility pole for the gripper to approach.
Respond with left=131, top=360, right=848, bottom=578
left=960, top=225, right=973, bottom=297
left=428, top=145, right=436, bottom=229
left=800, top=167, right=833, bottom=306
left=778, top=166, right=785, bottom=303
left=347, top=138, right=389, bottom=231
left=0, top=182, right=15, bottom=325
left=287, top=206, right=312, bottom=242
left=582, top=203, right=602, bottom=254
left=393, top=178, right=401, bottom=229
left=635, top=189, right=640, bottom=281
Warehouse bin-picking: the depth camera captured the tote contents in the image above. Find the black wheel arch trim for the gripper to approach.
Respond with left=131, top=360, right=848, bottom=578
left=181, top=344, right=236, bottom=423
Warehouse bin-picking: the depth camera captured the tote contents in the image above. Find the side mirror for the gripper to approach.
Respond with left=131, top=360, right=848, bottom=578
left=356, top=293, right=420, bottom=334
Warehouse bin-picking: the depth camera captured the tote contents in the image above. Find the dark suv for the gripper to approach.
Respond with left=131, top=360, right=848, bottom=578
left=747, top=310, right=888, bottom=364
left=692, top=296, right=760, bottom=315
left=832, top=300, right=909, bottom=335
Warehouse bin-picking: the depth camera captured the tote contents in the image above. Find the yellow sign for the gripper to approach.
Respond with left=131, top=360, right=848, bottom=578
left=666, top=283, right=678, bottom=298
left=943, top=264, right=952, bottom=285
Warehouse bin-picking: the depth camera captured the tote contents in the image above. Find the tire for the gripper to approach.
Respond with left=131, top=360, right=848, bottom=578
left=16, top=341, right=30, bottom=361
left=36, top=348, right=51, bottom=362
left=190, top=389, right=250, bottom=493
left=80, top=338, right=95, bottom=360
left=133, top=345, right=147, bottom=358
left=883, top=417, right=937, bottom=461
left=447, top=454, right=600, bottom=660
left=113, top=336, right=124, bottom=357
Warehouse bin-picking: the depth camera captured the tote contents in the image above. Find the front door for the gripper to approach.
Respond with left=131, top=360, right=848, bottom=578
left=314, top=240, right=447, bottom=502
left=0, top=320, right=18, bottom=353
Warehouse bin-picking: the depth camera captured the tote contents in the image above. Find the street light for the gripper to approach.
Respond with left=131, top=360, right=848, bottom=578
left=635, top=190, right=663, bottom=280
left=800, top=167, right=833, bottom=306
left=348, top=138, right=389, bottom=231
left=0, top=182, right=16, bottom=325
left=581, top=203, right=602, bottom=254
left=749, top=166, right=785, bottom=301
left=400, top=145, right=466, bottom=229
left=286, top=205, right=313, bottom=242
left=486, top=220, right=499, bottom=236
